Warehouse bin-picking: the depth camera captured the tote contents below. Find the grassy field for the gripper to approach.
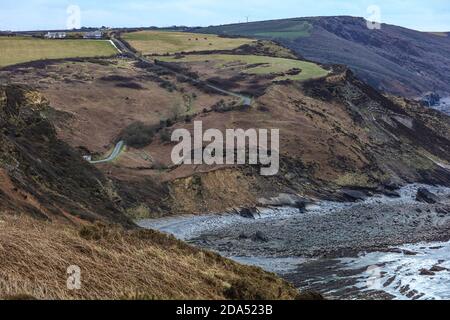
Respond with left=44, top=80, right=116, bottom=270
left=122, top=31, right=254, bottom=55
left=0, top=37, right=117, bottom=68
left=158, top=54, right=328, bottom=81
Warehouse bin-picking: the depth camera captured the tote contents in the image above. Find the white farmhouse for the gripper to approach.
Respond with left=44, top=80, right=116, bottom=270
left=45, top=32, right=67, bottom=39
left=83, top=30, right=103, bottom=39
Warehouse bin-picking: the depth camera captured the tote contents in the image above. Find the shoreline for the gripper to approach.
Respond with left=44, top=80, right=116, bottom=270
left=139, top=184, right=450, bottom=299
left=139, top=184, right=450, bottom=259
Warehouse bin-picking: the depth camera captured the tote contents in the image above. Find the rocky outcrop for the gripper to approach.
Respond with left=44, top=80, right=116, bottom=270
left=419, top=269, right=435, bottom=276
left=421, top=92, right=441, bottom=107
left=258, top=193, right=310, bottom=212
left=236, top=207, right=261, bottom=219
left=340, top=189, right=369, bottom=202
left=416, top=188, right=439, bottom=204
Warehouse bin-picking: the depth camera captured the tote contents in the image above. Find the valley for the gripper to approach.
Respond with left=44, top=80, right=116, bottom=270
left=1, top=18, right=450, bottom=301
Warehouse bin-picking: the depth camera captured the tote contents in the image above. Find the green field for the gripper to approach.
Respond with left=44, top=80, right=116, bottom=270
left=158, top=54, right=328, bottom=81
left=0, top=37, right=117, bottom=68
left=122, top=31, right=254, bottom=55
left=199, top=20, right=313, bottom=40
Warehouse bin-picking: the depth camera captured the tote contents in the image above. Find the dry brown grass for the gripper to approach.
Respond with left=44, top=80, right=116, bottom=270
left=0, top=214, right=300, bottom=300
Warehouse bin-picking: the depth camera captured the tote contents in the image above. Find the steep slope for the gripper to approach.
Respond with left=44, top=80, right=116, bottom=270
left=4, top=48, right=449, bottom=217
left=0, top=84, right=303, bottom=300
left=0, top=85, right=131, bottom=226
left=198, top=16, right=450, bottom=97
left=0, top=215, right=302, bottom=300
left=152, top=67, right=450, bottom=214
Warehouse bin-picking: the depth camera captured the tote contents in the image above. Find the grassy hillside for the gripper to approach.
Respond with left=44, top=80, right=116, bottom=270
left=197, top=16, right=450, bottom=97
left=198, top=19, right=313, bottom=40
left=0, top=85, right=307, bottom=300
left=0, top=37, right=117, bottom=67
left=122, top=31, right=254, bottom=55
left=0, top=215, right=302, bottom=300
left=158, top=54, right=328, bottom=81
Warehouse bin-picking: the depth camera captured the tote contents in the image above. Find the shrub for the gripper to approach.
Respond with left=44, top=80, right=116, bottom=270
left=170, top=102, right=184, bottom=120
left=120, top=122, right=159, bottom=148
left=159, top=128, right=172, bottom=143
left=224, top=279, right=274, bottom=300
left=115, top=82, right=144, bottom=90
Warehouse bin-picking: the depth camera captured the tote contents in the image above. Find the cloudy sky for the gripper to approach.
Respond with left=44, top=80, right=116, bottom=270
left=1, top=0, right=449, bottom=31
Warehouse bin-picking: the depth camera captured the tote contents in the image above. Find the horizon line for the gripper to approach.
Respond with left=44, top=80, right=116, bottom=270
left=2, top=15, right=449, bottom=34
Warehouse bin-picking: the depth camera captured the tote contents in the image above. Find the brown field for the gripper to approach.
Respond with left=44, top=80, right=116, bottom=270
left=0, top=58, right=238, bottom=154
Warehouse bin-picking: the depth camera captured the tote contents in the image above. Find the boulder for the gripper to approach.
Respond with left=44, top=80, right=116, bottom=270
left=376, top=184, right=400, bottom=197
left=403, top=250, right=419, bottom=256
left=252, top=231, right=269, bottom=243
left=238, top=233, right=249, bottom=240
left=383, top=180, right=402, bottom=191
left=341, top=189, right=368, bottom=202
left=294, top=200, right=307, bottom=213
left=236, top=207, right=260, bottom=219
left=421, top=92, right=441, bottom=107
left=416, top=188, right=439, bottom=204
left=436, top=206, right=450, bottom=215
left=419, top=268, right=435, bottom=276
left=258, top=193, right=311, bottom=212
left=382, top=189, right=401, bottom=198
left=430, top=265, right=447, bottom=272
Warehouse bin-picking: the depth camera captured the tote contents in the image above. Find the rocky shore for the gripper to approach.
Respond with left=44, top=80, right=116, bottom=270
left=167, top=185, right=450, bottom=259
left=139, top=184, right=450, bottom=299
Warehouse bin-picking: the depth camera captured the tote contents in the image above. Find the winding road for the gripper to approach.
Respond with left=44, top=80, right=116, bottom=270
left=86, top=38, right=253, bottom=165
left=89, top=141, right=124, bottom=164
left=111, top=37, right=253, bottom=106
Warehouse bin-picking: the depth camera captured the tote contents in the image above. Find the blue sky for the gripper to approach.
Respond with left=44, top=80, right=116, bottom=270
left=1, top=0, right=450, bottom=31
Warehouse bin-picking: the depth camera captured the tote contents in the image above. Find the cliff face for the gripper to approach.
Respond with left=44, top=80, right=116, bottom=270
left=2, top=53, right=450, bottom=219
left=0, top=85, right=132, bottom=226
left=0, top=85, right=304, bottom=301
left=157, top=68, right=450, bottom=214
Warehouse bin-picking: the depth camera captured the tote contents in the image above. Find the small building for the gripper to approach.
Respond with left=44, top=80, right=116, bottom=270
left=45, top=32, right=66, bottom=39
left=0, top=31, right=14, bottom=37
left=83, top=30, right=103, bottom=39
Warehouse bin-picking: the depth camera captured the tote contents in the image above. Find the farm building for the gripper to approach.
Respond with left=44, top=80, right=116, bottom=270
left=83, top=31, right=103, bottom=39
left=45, top=32, right=67, bottom=39
left=0, top=31, right=14, bottom=37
